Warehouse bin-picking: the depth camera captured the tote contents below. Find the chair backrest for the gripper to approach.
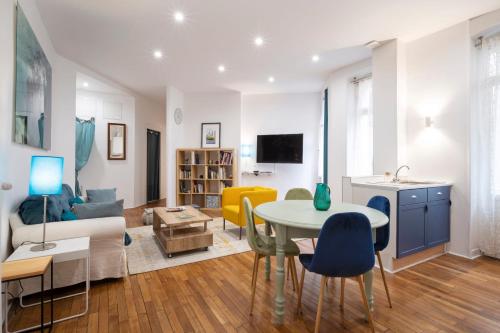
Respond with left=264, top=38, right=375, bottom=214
left=308, top=212, right=374, bottom=277
left=243, top=197, right=262, bottom=252
left=284, top=188, right=313, bottom=200
left=367, top=196, right=390, bottom=251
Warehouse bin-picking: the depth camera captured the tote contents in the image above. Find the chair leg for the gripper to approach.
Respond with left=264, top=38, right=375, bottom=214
left=223, top=218, right=226, bottom=230
left=311, top=238, right=316, bottom=250
left=296, top=266, right=306, bottom=314
left=376, top=251, right=392, bottom=308
left=250, top=253, right=260, bottom=315
left=289, top=256, right=299, bottom=293
left=239, top=227, right=242, bottom=240
left=340, top=277, right=345, bottom=310
left=314, top=276, right=328, bottom=333
left=356, top=275, right=375, bottom=333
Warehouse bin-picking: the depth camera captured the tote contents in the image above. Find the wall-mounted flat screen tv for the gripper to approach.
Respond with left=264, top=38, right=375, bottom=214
left=256, top=134, right=303, bottom=164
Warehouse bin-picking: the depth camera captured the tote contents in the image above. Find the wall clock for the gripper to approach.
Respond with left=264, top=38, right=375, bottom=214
left=174, top=108, right=183, bottom=125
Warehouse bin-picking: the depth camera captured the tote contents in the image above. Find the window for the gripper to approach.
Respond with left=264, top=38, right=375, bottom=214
left=347, top=76, right=373, bottom=177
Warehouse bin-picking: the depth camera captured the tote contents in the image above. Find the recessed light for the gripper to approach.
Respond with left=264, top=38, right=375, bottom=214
left=174, top=11, right=185, bottom=23
left=153, top=50, right=163, bottom=59
left=254, top=36, right=264, bottom=47
left=218, top=65, right=226, bottom=73
left=312, top=54, right=320, bottom=62
left=268, top=76, right=275, bottom=83
left=83, top=82, right=89, bottom=88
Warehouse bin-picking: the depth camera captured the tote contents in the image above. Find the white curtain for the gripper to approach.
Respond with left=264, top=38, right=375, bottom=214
left=471, top=33, right=500, bottom=259
left=347, top=77, right=373, bottom=177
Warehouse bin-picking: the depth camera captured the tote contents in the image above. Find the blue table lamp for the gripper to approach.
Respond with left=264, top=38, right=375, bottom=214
left=29, top=156, right=64, bottom=252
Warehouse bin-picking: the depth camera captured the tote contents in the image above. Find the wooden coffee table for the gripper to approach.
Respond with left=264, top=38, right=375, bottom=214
left=153, top=206, right=213, bottom=257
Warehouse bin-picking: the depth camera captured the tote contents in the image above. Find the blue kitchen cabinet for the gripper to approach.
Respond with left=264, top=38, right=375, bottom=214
left=397, top=186, right=451, bottom=258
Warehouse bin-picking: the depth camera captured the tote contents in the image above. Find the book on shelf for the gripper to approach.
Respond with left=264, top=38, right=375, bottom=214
left=219, top=151, right=233, bottom=165
left=179, top=169, right=191, bottom=179
left=192, top=183, right=204, bottom=193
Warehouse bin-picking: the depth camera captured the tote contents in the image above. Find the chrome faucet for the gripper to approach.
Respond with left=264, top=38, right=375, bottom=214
left=393, top=165, right=410, bottom=182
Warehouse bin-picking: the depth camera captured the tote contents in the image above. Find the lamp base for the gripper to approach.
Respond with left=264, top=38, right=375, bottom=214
left=30, top=242, right=57, bottom=252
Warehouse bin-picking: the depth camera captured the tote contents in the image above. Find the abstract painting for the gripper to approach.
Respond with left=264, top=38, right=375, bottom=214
left=15, top=5, right=52, bottom=150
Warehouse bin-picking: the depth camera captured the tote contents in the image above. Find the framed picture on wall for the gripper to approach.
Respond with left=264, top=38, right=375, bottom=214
left=201, top=122, right=221, bottom=148
left=108, top=123, right=126, bottom=160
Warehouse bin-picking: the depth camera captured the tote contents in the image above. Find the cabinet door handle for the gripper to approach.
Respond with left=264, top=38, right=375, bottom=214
left=437, top=192, right=443, bottom=195
left=411, top=195, right=417, bottom=198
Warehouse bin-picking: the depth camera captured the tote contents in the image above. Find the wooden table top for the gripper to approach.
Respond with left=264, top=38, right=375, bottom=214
left=154, top=206, right=212, bottom=227
left=2, top=256, right=52, bottom=282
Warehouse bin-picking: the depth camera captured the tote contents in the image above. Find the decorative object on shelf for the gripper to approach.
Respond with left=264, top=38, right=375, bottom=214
left=201, top=123, right=221, bottom=148
left=206, top=195, right=220, bottom=208
left=107, top=123, right=126, bottom=160
left=174, top=107, right=183, bottom=125
left=28, top=155, right=64, bottom=251
left=15, top=4, right=52, bottom=150
left=313, top=183, right=331, bottom=211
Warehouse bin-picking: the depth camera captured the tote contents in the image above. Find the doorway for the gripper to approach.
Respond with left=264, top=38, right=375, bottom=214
left=147, top=129, right=161, bottom=202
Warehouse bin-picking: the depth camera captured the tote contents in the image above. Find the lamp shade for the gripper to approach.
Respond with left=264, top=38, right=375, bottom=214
left=29, top=156, right=64, bottom=195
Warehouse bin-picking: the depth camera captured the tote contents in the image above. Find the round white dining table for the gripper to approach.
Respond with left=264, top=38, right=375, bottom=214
left=253, top=200, right=389, bottom=325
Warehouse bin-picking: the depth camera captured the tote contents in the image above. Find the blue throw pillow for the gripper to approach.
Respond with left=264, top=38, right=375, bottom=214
left=19, top=196, right=65, bottom=225
left=86, top=188, right=116, bottom=203
left=69, top=196, right=84, bottom=207
left=73, top=199, right=124, bottom=219
left=61, top=210, right=78, bottom=221
left=124, top=232, right=132, bottom=246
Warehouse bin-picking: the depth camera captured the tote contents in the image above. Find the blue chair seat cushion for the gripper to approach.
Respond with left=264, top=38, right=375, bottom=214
left=299, top=254, right=314, bottom=270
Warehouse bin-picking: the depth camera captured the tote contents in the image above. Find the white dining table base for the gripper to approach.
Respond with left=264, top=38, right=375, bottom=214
left=265, top=221, right=375, bottom=325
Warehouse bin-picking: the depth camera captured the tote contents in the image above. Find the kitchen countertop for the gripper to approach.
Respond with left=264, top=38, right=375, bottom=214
left=349, top=176, right=452, bottom=191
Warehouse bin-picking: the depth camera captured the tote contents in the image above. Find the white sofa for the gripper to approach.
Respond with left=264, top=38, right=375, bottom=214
left=9, top=213, right=127, bottom=294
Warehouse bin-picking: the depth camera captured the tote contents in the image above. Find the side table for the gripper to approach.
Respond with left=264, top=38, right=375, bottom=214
left=6, top=237, right=90, bottom=327
left=2, top=256, right=54, bottom=333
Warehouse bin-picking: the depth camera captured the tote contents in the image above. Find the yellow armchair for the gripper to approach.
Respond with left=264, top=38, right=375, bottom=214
left=222, top=186, right=278, bottom=239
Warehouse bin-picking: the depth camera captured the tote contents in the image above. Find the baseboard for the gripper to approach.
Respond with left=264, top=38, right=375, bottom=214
left=447, top=249, right=482, bottom=260
left=387, top=252, right=446, bottom=274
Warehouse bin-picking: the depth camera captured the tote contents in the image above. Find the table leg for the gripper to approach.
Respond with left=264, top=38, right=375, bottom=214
left=363, top=269, right=374, bottom=311
left=273, top=224, right=286, bottom=325
left=51, top=261, right=54, bottom=328
left=41, top=274, right=44, bottom=332
left=265, top=221, right=271, bottom=281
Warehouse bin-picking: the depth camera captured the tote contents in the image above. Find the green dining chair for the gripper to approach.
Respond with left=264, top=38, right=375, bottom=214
left=243, top=197, right=300, bottom=315
left=285, top=188, right=317, bottom=250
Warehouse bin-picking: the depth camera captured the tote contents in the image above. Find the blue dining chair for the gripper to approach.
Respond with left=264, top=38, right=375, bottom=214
left=367, top=195, right=392, bottom=308
left=296, top=213, right=375, bottom=333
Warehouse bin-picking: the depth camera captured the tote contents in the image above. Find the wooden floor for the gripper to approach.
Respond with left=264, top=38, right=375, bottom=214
left=7, top=204, right=500, bottom=332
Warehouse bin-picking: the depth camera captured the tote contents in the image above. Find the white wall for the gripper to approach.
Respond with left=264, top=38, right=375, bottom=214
left=241, top=93, right=321, bottom=198
left=406, top=22, right=472, bottom=257
left=165, top=86, right=185, bottom=207
left=327, top=59, right=372, bottom=203
left=0, top=0, right=76, bottom=261
left=76, top=90, right=136, bottom=208
left=134, top=96, right=166, bottom=206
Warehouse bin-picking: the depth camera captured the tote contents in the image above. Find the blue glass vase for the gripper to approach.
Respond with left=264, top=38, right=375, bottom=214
left=314, top=183, right=331, bottom=211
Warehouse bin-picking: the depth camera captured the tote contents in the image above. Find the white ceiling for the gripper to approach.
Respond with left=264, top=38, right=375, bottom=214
left=36, top=0, right=500, bottom=103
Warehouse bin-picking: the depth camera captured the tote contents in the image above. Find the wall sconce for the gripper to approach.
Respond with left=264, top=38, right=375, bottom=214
left=425, top=116, right=434, bottom=128
left=241, top=144, right=252, bottom=158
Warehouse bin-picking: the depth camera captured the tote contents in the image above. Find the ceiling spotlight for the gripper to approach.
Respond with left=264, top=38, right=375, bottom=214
left=83, top=82, right=89, bottom=88
left=153, top=50, right=163, bottom=59
left=218, top=65, right=226, bottom=73
left=174, top=11, right=185, bottom=23
left=254, top=36, right=264, bottom=47
left=268, top=76, right=275, bottom=83
left=312, top=54, right=320, bottom=62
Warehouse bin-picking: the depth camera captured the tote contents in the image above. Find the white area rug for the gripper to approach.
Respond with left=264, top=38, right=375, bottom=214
left=126, top=218, right=256, bottom=274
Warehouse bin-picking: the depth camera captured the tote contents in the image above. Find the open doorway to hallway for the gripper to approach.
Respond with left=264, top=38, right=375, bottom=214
left=147, top=129, right=161, bottom=203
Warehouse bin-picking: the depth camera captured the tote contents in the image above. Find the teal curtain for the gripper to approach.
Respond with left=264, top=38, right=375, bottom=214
left=75, top=117, right=95, bottom=195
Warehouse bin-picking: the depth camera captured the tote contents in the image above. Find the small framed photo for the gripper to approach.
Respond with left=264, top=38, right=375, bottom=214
left=201, top=122, right=221, bottom=148
left=108, top=123, right=126, bottom=160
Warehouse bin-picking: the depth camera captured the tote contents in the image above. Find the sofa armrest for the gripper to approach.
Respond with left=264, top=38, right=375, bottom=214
left=10, top=213, right=125, bottom=249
